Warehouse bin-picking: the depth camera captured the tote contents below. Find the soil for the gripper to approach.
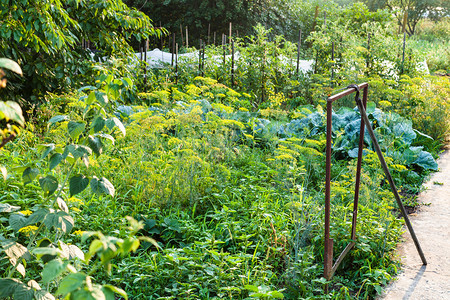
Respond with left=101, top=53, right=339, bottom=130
left=378, top=149, right=450, bottom=300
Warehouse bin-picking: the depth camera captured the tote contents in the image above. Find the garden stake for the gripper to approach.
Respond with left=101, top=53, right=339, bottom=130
left=324, top=84, right=427, bottom=284
left=202, top=41, right=205, bottom=77
left=352, top=85, right=427, bottom=267
left=171, top=33, right=175, bottom=66
left=324, top=83, right=368, bottom=281
left=296, top=29, right=302, bottom=76
left=231, top=39, right=235, bottom=87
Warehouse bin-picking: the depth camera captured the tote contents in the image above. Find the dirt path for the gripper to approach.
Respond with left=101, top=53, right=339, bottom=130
left=379, top=149, right=450, bottom=300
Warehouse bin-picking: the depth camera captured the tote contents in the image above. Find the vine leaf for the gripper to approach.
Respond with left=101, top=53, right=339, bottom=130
left=39, top=176, right=59, bottom=197
left=90, top=176, right=115, bottom=197
left=22, top=167, right=39, bottom=185
left=67, top=121, right=86, bottom=140
left=59, top=241, right=84, bottom=261
left=91, top=116, right=105, bottom=133
left=0, top=278, right=24, bottom=298
left=41, top=258, right=68, bottom=285
left=88, top=135, right=103, bottom=157
left=69, top=174, right=89, bottom=196
left=43, top=210, right=74, bottom=234
left=55, top=272, right=87, bottom=296
left=9, top=214, right=28, bottom=232
left=49, top=153, right=63, bottom=171
left=106, top=117, right=126, bottom=136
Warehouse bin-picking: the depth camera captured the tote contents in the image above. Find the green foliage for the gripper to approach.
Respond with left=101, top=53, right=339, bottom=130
left=0, top=0, right=162, bottom=104
left=0, top=73, right=153, bottom=299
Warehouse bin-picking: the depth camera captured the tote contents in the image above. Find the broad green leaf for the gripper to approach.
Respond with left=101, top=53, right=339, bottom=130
left=41, top=258, right=68, bottom=284
left=0, top=58, right=22, bottom=75
left=39, top=176, right=59, bottom=196
left=9, top=214, right=28, bottom=232
left=87, top=135, right=103, bottom=156
left=2, top=239, right=30, bottom=261
left=91, top=116, right=105, bottom=133
left=69, top=144, right=92, bottom=159
left=56, top=272, right=86, bottom=296
left=49, top=153, right=63, bottom=170
left=69, top=174, right=89, bottom=196
left=68, top=121, right=86, bottom=140
left=106, top=117, right=126, bottom=136
left=27, top=208, right=49, bottom=225
left=22, top=167, right=39, bottom=185
left=34, top=289, right=56, bottom=300
left=95, top=91, right=109, bottom=106
left=43, top=210, right=74, bottom=233
left=59, top=241, right=85, bottom=260
left=0, top=203, right=21, bottom=213
left=90, top=176, right=115, bottom=197
left=86, top=91, right=96, bottom=105
left=120, top=237, right=140, bottom=254
left=13, top=283, right=34, bottom=300
left=0, top=278, right=22, bottom=298
left=413, top=151, right=438, bottom=170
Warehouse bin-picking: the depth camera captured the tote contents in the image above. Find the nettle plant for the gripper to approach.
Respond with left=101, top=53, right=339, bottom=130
left=0, top=75, right=153, bottom=299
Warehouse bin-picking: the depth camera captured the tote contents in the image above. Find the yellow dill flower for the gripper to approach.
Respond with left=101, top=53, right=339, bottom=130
left=20, top=210, right=33, bottom=216
left=18, top=225, right=39, bottom=236
left=73, top=230, right=85, bottom=236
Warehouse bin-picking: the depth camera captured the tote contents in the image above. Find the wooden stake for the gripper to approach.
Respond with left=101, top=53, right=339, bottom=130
left=180, top=24, right=184, bottom=47
left=296, top=29, right=302, bottom=76
left=186, top=26, right=189, bottom=48
left=229, top=22, right=232, bottom=45
left=402, top=11, right=408, bottom=33
left=231, top=39, right=235, bottom=87
left=175, top=43, right=178, bottom=84
left=172, top=33, right=175, bottom=66
left=208, top=23, right=211, bottom=45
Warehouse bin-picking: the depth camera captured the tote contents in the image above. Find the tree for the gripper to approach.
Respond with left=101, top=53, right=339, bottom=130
left=0, top=0, right=162, bottom=106
left=364, top=0, right=450, bottom=35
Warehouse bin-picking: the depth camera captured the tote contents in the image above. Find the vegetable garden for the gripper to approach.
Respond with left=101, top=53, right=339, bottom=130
left=0, top=1, right=449, bottom=299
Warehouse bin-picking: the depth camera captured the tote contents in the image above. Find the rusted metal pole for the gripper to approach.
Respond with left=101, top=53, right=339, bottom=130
left=355, top=92, right=427, bottom=266
left=351, top=86, right=367, bottom=240
left=324, top=98, right=334, bottom=280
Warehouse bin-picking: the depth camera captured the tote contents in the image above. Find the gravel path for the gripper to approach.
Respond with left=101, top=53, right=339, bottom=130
left=379, top=149, right=450, bottom=300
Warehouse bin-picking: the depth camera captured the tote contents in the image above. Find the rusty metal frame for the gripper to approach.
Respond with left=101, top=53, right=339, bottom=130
left=324, top=83, right=427, bottom=281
